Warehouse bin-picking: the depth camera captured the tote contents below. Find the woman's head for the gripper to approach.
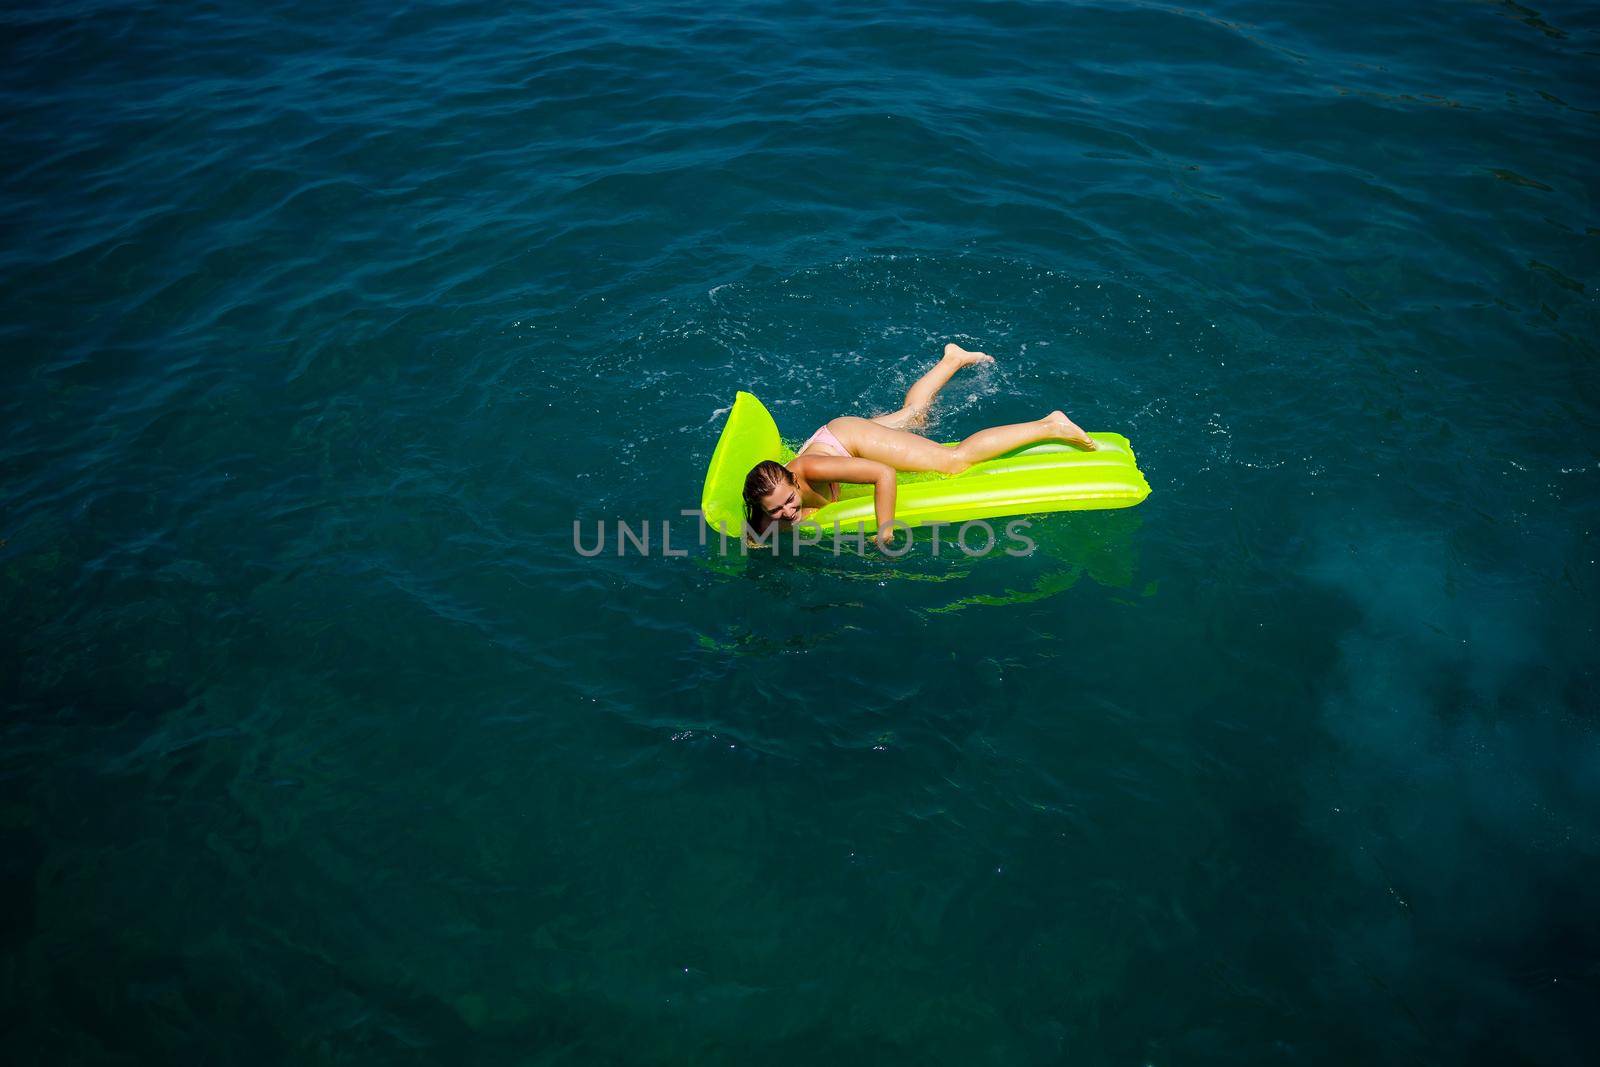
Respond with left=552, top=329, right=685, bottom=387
left=743, top=460, right=800, bottom=532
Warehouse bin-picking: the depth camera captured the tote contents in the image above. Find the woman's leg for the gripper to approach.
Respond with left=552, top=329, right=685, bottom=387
left=950, top=410, right=1098, bottom=467
left=830, top=417, right=968, bottom=474
left=833, top=409, right=1097, bottom=476
left=870, top=343, right=994, bottom=430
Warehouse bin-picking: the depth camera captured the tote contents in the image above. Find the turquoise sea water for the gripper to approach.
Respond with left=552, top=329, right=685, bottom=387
left=3, top=0, right=1598, bottom=1061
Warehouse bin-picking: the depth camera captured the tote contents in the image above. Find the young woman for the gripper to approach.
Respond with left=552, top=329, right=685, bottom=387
left=743, top=343, right=1098, bottom=548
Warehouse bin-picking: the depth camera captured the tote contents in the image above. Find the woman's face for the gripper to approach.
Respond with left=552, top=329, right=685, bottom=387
left=760, top=481, right=801, bottom=523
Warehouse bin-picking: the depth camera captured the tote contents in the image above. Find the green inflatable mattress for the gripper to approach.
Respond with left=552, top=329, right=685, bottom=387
left=700, top=392, right=1150, bottom=538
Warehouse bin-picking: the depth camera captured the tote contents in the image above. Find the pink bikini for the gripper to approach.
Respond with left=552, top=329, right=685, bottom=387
left=799, top=423, right=849, bottom=458
left=797, top=423, right=848, bottom=502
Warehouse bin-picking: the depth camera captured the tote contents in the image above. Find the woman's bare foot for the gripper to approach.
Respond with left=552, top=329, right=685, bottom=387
left=1045, top=410, right=1098, bottom=450
left=943, top=342, right=995, bottom=368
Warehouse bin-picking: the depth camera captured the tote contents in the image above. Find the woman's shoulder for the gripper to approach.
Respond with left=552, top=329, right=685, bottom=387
left=789, top=457, right=841, bottom=506
left=788, top=454, right=832, bottom=482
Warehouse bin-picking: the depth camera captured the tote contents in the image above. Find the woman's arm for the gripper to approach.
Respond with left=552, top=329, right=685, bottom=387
left=790, top=455, right=898, bottom=546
